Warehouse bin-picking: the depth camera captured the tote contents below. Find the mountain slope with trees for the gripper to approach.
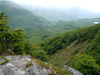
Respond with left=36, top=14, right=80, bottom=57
left=51, top=18, right=100, bottom=32
left=41, top=24, right=100, bottom=75
left=1, top=0, right=100, bottom=43
left=0, top=1, right=55, bottom=43
left=0, top=12, right=49, bottom=61
left=0, top=1, right=51, bottom=29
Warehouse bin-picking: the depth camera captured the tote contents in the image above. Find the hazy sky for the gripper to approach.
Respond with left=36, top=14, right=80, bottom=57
left=11, top=0, right=100, bottom=13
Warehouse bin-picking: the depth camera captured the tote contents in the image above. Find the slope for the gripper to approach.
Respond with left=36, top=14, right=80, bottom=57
left=52, top=18, right=100, bottom=32
left=41, top=24, right=100, bottom=74
left=0, top=0, right=51, bottom=29
left=0, top=1, right=55, bottom=43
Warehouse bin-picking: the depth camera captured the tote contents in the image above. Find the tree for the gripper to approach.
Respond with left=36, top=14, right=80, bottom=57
left=0, top=12, right=11, bottom=50
left=11, top=28, right=25, bottom=54
left=0, top=12, right=26, bottom=54
left=70, top=54, right=100, bottom=75
left=32, top=50, right=48, bottom=62
left=85, top=30, right=100, bottom=64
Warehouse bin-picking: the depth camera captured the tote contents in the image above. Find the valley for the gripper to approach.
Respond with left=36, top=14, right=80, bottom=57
left=0, top=0, right=100, bottom=75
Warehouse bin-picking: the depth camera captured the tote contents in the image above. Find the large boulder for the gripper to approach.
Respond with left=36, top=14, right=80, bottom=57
left=25, top=63, right=51, bottom=75
left=0, top=55, right=51, bottom=75
left=0, top=63, right=23, bottom=75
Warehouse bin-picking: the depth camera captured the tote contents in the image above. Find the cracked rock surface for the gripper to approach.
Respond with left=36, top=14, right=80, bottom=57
left=0, top=55, right=51, bottom=75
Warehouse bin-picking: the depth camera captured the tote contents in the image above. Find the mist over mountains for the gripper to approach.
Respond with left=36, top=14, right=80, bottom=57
left=16, top=2, right=100, bottom=22
left=0, top=1, right=51, bottom=29
left=31, top=6, right=100, bottom=22
left=1, top=0, right=100, bottom=23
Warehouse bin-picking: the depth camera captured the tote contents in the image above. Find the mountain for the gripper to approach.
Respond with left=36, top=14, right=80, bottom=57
left=25, top=17, right=100, bottom=43
left=41, top=24, right=100, bottom=74
left=25, top=6, right=100, bottom=22
left=0, top=1, right=51, bottom=29
left=24, top=27, right=56, bottom=43
left=51, top=18, right=100, bottom=32
left=0, top=1, right=55, bottom=43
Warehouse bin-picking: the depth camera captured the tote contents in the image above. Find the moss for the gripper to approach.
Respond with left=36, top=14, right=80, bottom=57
left=38, top=60, right=49, bottom=69
left=50, top=71, right=56, bottom=75
left=32, top=58, right=50, bottom=69
left=50, top=66, right=73, bottom=75
left=0, top=56, right=9, bottom=65
left=25, top=62, right=33, bottom=69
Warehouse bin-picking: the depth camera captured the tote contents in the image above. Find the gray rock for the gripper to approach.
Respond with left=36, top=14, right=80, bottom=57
left=62, top=65, right=83, bottom=75
left=68, top=67, right=83, bottom=75
left=0, top=55, right=51, bottom=75
left=25, top=63, right=51, bottom=75
left=0, top=58, right=5, bottom=64
left=0, top=63, right=22, bottom=75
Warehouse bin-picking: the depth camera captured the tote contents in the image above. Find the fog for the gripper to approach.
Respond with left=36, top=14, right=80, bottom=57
left=11, top=0, right=100, bottom=13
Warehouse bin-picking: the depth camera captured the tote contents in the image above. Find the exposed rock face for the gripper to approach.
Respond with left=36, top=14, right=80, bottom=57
left=68, top=67, right=83, bottom=75
left=62, top=65, right=83, bottom=75
left=25, top=63, right=51, bottom=75
left=0, top=55, right=51, bottom=75
left=0, top=63, right=22, bottom=75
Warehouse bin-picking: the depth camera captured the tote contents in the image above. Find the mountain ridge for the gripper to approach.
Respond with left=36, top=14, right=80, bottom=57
left=0, top=0, right=51, bottom=29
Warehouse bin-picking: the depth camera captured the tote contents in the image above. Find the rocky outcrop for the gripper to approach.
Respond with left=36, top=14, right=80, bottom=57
left=0, top=55, right=51, bottom=75
left=0, top=63, right=22, bottom=75
left=62, top=65, right=83, bottom=75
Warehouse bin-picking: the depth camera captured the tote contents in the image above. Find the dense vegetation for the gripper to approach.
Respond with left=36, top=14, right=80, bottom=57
left=52, top=18, right=100, bottom=32
left=85, top=29, right=100, bottom=64
left=41, top=24, right=100, bottom=74
left=70, top=54, right=100, bottom=75
left=0, top=12, right=48, bottom=61
left=0, top=12, right=25, bottom=54
left=41, top=24, right=100, bottom=55
left=24, top=27, right=56, bottom=43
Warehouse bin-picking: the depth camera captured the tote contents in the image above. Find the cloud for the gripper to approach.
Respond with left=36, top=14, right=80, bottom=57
left=11, top=0, right=100, bottom=13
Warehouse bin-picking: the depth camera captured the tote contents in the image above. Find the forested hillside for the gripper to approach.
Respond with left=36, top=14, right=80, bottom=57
left=1, top=0, right=100, bottom=43
left=41, top=24, right=100, bottom=74
left=0, top=1, right=55, bottom=43
left=0, top=12, right=49, bottom=61
left=0, top=1, right=51, bottom=29
left=52, top=18, right=100, bottom=32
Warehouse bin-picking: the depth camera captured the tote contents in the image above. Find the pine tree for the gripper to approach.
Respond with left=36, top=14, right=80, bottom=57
left=0, top=12, right=26, bottom=54
left=11, top=28, right=25, bottom=54
left=0, top=12, right=11, bottom=50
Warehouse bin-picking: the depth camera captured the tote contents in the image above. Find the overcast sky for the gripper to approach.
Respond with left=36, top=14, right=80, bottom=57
left=11, top=0, right=100, bottom=13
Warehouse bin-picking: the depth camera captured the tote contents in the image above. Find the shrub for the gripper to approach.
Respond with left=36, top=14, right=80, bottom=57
left=32, top=50, right=48, bottom=62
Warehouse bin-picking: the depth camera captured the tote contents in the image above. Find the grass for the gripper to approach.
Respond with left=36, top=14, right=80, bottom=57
left=49, top=41, right=89, bottom=67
